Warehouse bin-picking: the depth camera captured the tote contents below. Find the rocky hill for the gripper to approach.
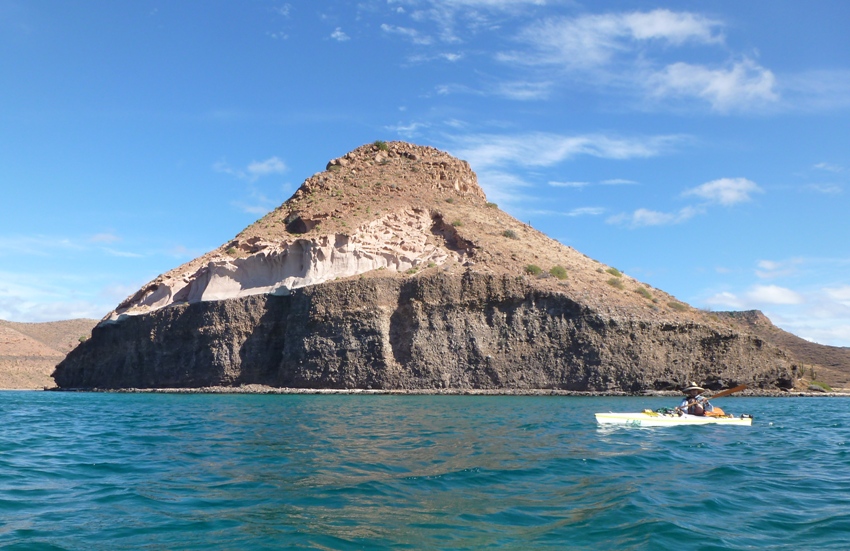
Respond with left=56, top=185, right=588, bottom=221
left=718, top=310, right=850, bottom=390
left=54, top=141, right=799, bottom=392
left=0, top=319, right=96, bottom=389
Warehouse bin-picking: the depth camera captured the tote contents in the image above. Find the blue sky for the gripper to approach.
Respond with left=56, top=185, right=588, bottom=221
left=2, top=0, right=849, bottom=346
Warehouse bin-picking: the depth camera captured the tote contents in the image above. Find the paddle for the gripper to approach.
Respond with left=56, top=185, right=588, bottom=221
left=676, top=384, right=747, bottom=412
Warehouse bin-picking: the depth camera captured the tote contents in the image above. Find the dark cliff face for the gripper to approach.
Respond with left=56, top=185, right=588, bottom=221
left=53, top=272, right=794, bottom=391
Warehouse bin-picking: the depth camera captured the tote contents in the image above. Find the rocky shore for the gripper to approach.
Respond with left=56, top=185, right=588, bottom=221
left=46, top=384, right=849, bottom=398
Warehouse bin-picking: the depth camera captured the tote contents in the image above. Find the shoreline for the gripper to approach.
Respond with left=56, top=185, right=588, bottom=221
left=38, top=385, right=850, bottom=397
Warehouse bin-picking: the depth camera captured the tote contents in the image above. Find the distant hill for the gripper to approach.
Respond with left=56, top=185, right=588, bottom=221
left=717, top=310, right=850, bottom=390
left=0, top=319, right=98, bottom=389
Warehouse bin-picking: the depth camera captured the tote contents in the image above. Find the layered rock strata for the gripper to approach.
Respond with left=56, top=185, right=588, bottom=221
left=54, top=272, right=793, bottom=391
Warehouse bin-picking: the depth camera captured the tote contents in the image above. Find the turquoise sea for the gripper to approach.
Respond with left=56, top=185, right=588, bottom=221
left=1, top=392, right=848, bottom=550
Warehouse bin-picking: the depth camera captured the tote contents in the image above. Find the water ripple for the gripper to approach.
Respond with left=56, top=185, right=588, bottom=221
left=1, top=392, right=849, bottom=549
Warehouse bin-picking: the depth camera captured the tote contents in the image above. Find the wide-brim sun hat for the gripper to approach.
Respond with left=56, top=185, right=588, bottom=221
left=683, top=382, right=705, bottom=392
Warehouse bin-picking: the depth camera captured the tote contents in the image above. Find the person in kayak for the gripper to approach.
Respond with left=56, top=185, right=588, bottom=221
left=678, top=382, right=715, bottom=416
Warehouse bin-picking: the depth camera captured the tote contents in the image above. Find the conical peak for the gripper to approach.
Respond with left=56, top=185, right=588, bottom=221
left=294, top=140, right=487, bottom=203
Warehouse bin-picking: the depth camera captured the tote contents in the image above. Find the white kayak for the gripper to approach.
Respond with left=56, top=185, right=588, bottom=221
left=595, top=410, right=753, bottom=427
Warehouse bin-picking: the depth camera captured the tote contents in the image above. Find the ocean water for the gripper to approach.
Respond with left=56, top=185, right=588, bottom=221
left=1, top=392, right=849, bottom=550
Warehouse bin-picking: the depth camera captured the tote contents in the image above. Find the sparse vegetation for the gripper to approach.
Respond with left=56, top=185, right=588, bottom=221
left=486, top=202, right=498, bottom=209
left=445, top=197, right=455, bottom=203
left=606, top=267, right=622, bottom=277
left=549, top=265, right=568, bottom=280
left=502, top=229, right=518, bottom=239
left=225, top=247, right=238, bottom=256
left=328, top=164, right=342, bottom=172
left=406, top=267, right=418, bottom=275
left=810, top=380, right=833, bottom=391
left=374, top=140, right=389, bottom=151
left=78, top=336, right=88, bottom=343
left=607, top=277, right=625, bottom=290
left=451, top=220, right=463, bottom=227
left=525, top=264, right=542, bottom=276
left=667, top=301, right=688, bottom=312
left=635, top=286, right=653, bottom=300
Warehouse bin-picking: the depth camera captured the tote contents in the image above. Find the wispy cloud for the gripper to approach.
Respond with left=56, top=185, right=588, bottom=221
left=89, top=232, right=121, bottom=244
left=0, top=271, right=116, bottom=322
left=214, top=156, right=287, bottom=181
left=549, top=178, right=638, bottom=189
left=755, top=258, right=802, bottom=279
left=682, top=177, right=763, bottom=206
left=780, top=70, right=850, bottom=111
left=806, top=184, right=843, bottom=195
left=607, top=206, right=701, bottom=228
left=549, top=181, right=590, bottom=189
left=813, top=162, right=844, bottom=173
left=494, top=80, right=552, bottom=100
left=381, top=23, right=433, bottom=45
left=507, top=9, right=723, bottom=69
left=825, top=285, right=850, bottom=305
left=385, top=121, right=428, bottom=138
left=475, top=169, right=533, bottom=206
left=451, top=132, right=683, bottom=170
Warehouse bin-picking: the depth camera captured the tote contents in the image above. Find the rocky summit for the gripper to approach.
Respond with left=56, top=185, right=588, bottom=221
left=54, top=141, right=799, bottom=391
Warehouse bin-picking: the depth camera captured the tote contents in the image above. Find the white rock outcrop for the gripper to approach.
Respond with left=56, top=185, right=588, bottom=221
left=106, top=209, right=464, bottom=322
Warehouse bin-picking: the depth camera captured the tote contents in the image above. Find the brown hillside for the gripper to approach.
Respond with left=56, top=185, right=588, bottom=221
left=0, top=319, right=97, bottom=389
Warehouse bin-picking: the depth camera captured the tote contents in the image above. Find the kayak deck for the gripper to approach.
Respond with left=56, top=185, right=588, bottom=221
left=595, top=410, right=753, bottom=427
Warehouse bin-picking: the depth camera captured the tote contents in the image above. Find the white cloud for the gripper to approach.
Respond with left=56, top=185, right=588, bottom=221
left=701, top=280, right=850, bottom=346
left=452, top=132, right=682, bottom=170
left=495, top=80, right=552, bottom=100
left=806, top=184, right=842, bottom=195
left=0, top=235, right=84, bottom=257
left=780, top=70, right=850, bottom=111
left=215, top=156, right=287, bottom=181
left=566, top=207, right=605, bottom=217
left=330, top=27, right=350, bottom=41
left=525, top=207, right=606, bottom=217
left=381, top=23, right=433, bottom=45
left=385, top=121, right=428, bottom=138
left=683, top=177, right=763, bottom=206
left=814, top=162, right=843, bottom=173
left=825, top=286, right=850, bottom=305
left=89, top=232, right=120, bottom=244
left=704, top=291, right=744, bottom=309
left=648, top=58, right=778, bottom=112
left=755, top=258, right=801, bottom=279
left=601, top=179, right=638, bottom=185
left=747, top=284, right=803, bottom=305
left=0, top=271, right=114, bottom=322
left=510, top=10, right=723, bottom=69
left=607, top=206, right=701, bottom=228
left=247, top=157, right=287, bottom=178
left=475, top=169, right=533, bottom=206
left=549, top=181, right=589, bottom=188
left=102, top=248, right=144, bottom=259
